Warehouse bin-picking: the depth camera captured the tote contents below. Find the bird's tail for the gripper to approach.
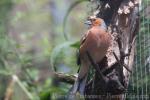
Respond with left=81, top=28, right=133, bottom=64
left=73, top=76, right=87, bottom=95
left=67, top=62, right=89, bottom=99
left=67, top=76, right=87, bottom=100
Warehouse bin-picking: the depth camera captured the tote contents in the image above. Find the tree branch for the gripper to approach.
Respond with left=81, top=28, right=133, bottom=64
left=52, top=72, right=76, bottom=84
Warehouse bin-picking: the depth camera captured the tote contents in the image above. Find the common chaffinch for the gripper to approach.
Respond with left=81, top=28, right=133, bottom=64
left=71, top=17, right=111, bottom=95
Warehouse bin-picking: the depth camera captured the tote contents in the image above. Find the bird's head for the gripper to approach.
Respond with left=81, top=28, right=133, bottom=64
left=85, top=17, right=107, bottom=30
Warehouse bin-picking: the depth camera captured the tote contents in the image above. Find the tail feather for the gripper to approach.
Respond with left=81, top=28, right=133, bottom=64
left=67, top=76, right=87, bottom=100
left=71, top=75, right=88, bottom=95
left=72, top=79, right=80, bottom=94
left=78, top=75, right=87, bottom=95
left=67, top=62, right=89, bottom=99
left=72, top=62, right=89, bottom=94
left=66, top=79, right=80, bottom=100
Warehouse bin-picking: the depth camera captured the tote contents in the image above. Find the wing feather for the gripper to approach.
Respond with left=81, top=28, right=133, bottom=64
left=77, top=31, right=91, bottom=66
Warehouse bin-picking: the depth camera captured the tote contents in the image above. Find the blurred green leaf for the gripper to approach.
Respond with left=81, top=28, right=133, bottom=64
left=39, top=86, right=66, bottom=100
left=70, top=41, right=80, bottom=49
left=39, top=89, right=51, bottom=100
left=0, top=69, right=11, bottom=76
left=16, top=43, right=25, bottom=49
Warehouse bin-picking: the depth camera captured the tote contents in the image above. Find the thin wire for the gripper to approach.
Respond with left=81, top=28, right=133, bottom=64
left=140, top=1, right=144, bottom=99
left=145, top=1, right=148, bottom=99
left=135, top=46, right=139, bottom=100
left=131, top=68, right=134, bottom=100
left=140, top=1, right=145, bottom=100
left=133, top=2, right=140, bottom=100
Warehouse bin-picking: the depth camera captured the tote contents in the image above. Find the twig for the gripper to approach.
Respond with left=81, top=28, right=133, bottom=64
left=128, top=35, right=137, bottom=55
left=53, top=72, right=76, bottom=84
left=12, top=75, right=34, bottom=99
left=113, top=52, right=132, bottom=73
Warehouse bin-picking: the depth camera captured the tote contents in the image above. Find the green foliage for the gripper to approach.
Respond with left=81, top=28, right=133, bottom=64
left=0, top=0, right=89, bottom=99
left=70, top=41, right=80, bottom=49
left=39, top=89, right=51, bottom=100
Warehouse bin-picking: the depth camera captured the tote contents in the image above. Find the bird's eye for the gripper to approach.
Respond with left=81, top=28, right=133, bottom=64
left=93, top=19, right=96, bottom=21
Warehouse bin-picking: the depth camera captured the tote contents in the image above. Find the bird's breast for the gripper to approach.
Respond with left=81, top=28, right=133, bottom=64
left=87, top=40, right=108, bottom=63
left=80, top=30, right=111, bottom=63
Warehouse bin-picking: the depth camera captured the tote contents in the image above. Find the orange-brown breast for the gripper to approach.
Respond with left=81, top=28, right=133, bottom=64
left=79, top=26, right=111, bottom=63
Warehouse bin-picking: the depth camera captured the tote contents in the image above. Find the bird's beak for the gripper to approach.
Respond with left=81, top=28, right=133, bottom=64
left=84, top=20, right=92, bottom=25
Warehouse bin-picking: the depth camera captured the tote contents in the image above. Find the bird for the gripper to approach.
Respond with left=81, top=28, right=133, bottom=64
left=70, top=17, right=111, bottom=96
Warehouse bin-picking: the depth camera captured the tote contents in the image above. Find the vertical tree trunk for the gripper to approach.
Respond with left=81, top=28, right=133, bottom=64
left=85, top=0, right=139, bottom=99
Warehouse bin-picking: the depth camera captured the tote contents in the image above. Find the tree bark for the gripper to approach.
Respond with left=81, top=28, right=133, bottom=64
left=84, top=0, right=139, bottom=99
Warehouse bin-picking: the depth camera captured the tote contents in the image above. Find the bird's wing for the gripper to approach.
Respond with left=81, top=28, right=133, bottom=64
left=77, top=30, right=91, bottom=66
left=80, top=30, right=90, bottom=45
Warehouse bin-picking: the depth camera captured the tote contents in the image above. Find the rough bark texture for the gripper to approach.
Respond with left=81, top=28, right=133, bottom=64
left=84, top=0, right=139, bottom=99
